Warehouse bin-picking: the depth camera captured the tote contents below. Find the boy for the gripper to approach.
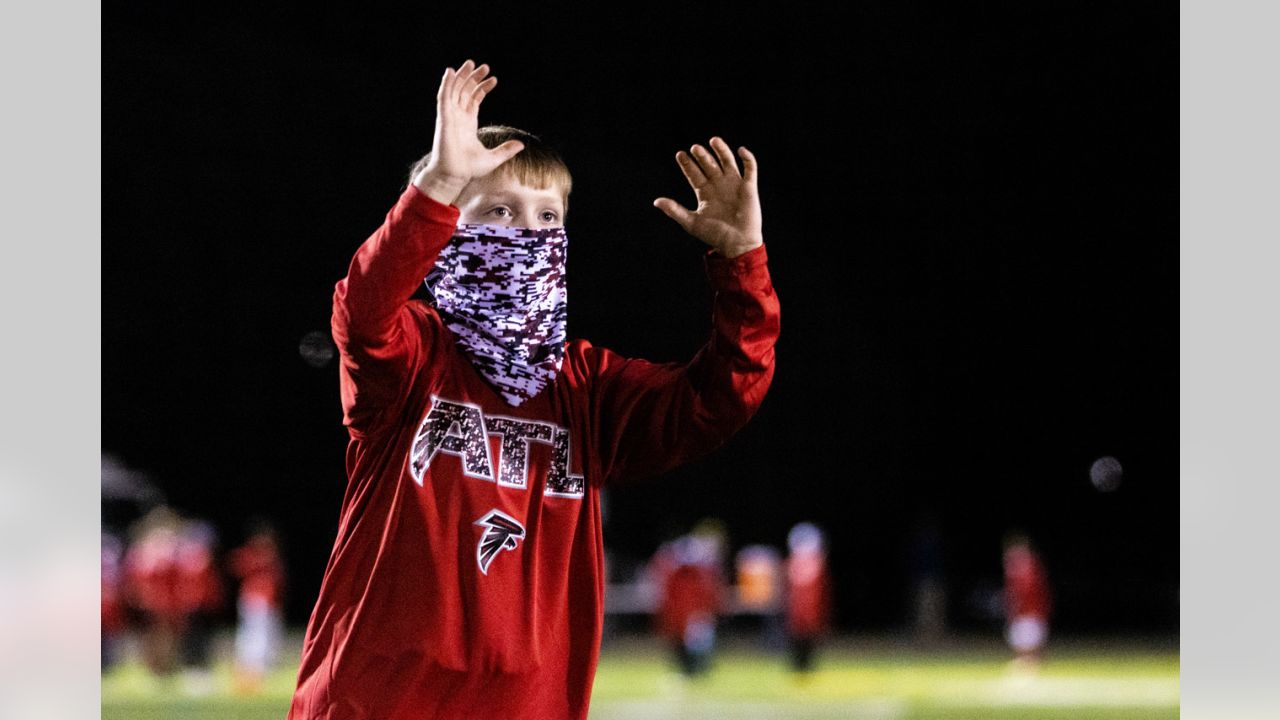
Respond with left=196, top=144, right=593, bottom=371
left=288, top=59, right=780, bottom=719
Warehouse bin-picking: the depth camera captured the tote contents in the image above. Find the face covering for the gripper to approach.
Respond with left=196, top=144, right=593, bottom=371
left=424, top=222, right=568, bottom=407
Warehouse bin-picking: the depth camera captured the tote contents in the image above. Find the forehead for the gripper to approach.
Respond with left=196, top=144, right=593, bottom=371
left=460, top=171, right=565, bottom=209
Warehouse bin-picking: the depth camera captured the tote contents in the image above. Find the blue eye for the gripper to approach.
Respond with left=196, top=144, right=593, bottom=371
left=491, top=207, right=511, bottom=218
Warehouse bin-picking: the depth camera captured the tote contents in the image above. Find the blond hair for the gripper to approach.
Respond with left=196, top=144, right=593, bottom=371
left=405, top=125, right=573, bottom=213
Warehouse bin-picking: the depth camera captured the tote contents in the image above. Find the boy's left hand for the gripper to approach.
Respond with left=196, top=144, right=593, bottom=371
left=654, top=137, right=764, bottom=259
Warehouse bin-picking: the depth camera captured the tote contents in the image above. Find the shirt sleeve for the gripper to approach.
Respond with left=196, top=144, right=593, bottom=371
left=589, top=243, right=780, bottom=485
left=331, top=184, right=460, bottom=437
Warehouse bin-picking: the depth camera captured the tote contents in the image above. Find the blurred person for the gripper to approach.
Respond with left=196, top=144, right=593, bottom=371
left=174, top=518, right=225, bottom=694
left=100, top=531, right=125, bottom=671
left=735, top=544, right=781, bottom=611
left=653, top=520, right=727, bottom=676
left=785, top=522, right=833, bottom=673
left=1002, top=532, right=1052, bottom=669
left=122, top=507, right=225, bottom=689
left=123, top=506, right=185, bottom=677
left=907, top=512, right=948, bottom=644
left=228, top=520, right=287, bottom=694
left=735, top=544, right=784, bottom=648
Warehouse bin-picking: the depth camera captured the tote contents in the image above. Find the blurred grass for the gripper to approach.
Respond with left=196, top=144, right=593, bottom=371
left=101, top=634, right=1179, bottom=719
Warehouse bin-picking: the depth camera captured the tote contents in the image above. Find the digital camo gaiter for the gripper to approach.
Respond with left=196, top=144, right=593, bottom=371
left=424, top=223, right=568, bottom=407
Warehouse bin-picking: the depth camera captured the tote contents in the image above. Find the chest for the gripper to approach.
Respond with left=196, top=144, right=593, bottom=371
left=406, top=392, right=585, bottom=500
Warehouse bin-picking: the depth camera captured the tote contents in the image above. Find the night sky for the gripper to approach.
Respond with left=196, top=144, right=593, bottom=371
left=104, top=3, right=1176, bottom=632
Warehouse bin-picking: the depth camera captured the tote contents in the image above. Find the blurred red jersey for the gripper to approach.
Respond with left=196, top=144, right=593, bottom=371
left=124, top=528, right=222, bottom=623
left=230, top=538, right=285, bottom=608
left=1003, top=545, right=1051, bottom=618
left=786, top=552, right=833, bottom=638
left=657, top=563, right=723, bottom=640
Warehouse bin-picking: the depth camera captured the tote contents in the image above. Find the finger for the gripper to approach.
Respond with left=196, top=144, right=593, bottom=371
left=438, top=66, right=455, bottom=103
left=738, top=146, right=758, bottom=185
left=467, top=76, right=498, bottom=113
left=690, top=143, right=723, bottom=177
left=490, top=139, right=526, bottom=165
left=467, top=62, right=491, bottom=83
left=451, top=59, right=476, bottom=104
left=674, top=151, right=708, bottom=188
left=710, top=137, right=741, bottom=178
left=653, top=197, right=695, bottom=233
left=460, top=62, right=491, bottom=103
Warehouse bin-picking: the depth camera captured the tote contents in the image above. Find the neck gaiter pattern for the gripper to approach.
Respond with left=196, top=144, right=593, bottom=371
left=424, top=223, right=568, bottom=406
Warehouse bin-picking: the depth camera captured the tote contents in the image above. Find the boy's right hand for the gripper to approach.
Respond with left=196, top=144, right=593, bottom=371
left=412, top=60, right=525, bottom=206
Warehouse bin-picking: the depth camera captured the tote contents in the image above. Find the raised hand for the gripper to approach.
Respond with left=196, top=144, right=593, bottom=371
left=653, top=137, right=763, bottom=259
left=413, top=60, right=525, bottom=205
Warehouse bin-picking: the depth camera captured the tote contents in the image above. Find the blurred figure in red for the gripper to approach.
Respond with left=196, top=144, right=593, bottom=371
left=123, top=506, right=186, bottom=677
left=228, top=520, right=287, bottom=694
left=652, top=519, right=727, bottom=676
left=101, top=531, right=126, bottom=671
left=785, top=522, right=833, bottom=673
left=1002, top=532, right=1052, bottom=670
left=123, top=508, right=225, bottom=692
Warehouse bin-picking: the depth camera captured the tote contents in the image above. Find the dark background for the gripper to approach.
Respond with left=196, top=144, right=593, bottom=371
left=104, top=3, right=1175, bottom=634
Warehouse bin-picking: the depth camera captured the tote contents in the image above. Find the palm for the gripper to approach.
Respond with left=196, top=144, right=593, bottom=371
left=654, top=137, right=763, bottom=258
left=687, top=177, right=761, bottom=252
left=426, top=60, right=524, bottom=184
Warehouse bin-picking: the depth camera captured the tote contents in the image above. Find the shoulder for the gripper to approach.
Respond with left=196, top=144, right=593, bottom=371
left=563, top=337, right=602, bottom=376
left=562, top=337, right=680, bottom=393
left=404, top=298, right=449, bottom=336
left=565, top=337, right=600, bottom=361
left=561, top=337, right=629, bottom=384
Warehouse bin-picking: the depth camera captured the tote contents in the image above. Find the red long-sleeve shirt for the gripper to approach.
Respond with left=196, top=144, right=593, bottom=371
left=288, top=183, right=780, bottom=719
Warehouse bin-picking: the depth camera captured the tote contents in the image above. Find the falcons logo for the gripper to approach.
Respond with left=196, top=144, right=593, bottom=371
left=474, top=509, right=525, bottom=575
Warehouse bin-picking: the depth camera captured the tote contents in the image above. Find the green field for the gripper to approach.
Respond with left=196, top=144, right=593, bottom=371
left=102, top=635, right=1179, bottom=719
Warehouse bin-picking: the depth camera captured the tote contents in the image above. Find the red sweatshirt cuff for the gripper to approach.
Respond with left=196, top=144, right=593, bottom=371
left=704, top=243, right=769, bottom=286
left=400, top=183, right=462, bottom=226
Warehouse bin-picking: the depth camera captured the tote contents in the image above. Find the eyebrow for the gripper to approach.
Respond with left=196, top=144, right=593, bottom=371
left=486, top=189, right=563, bottom=203
left=486, top=191, right=564, bottom=210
